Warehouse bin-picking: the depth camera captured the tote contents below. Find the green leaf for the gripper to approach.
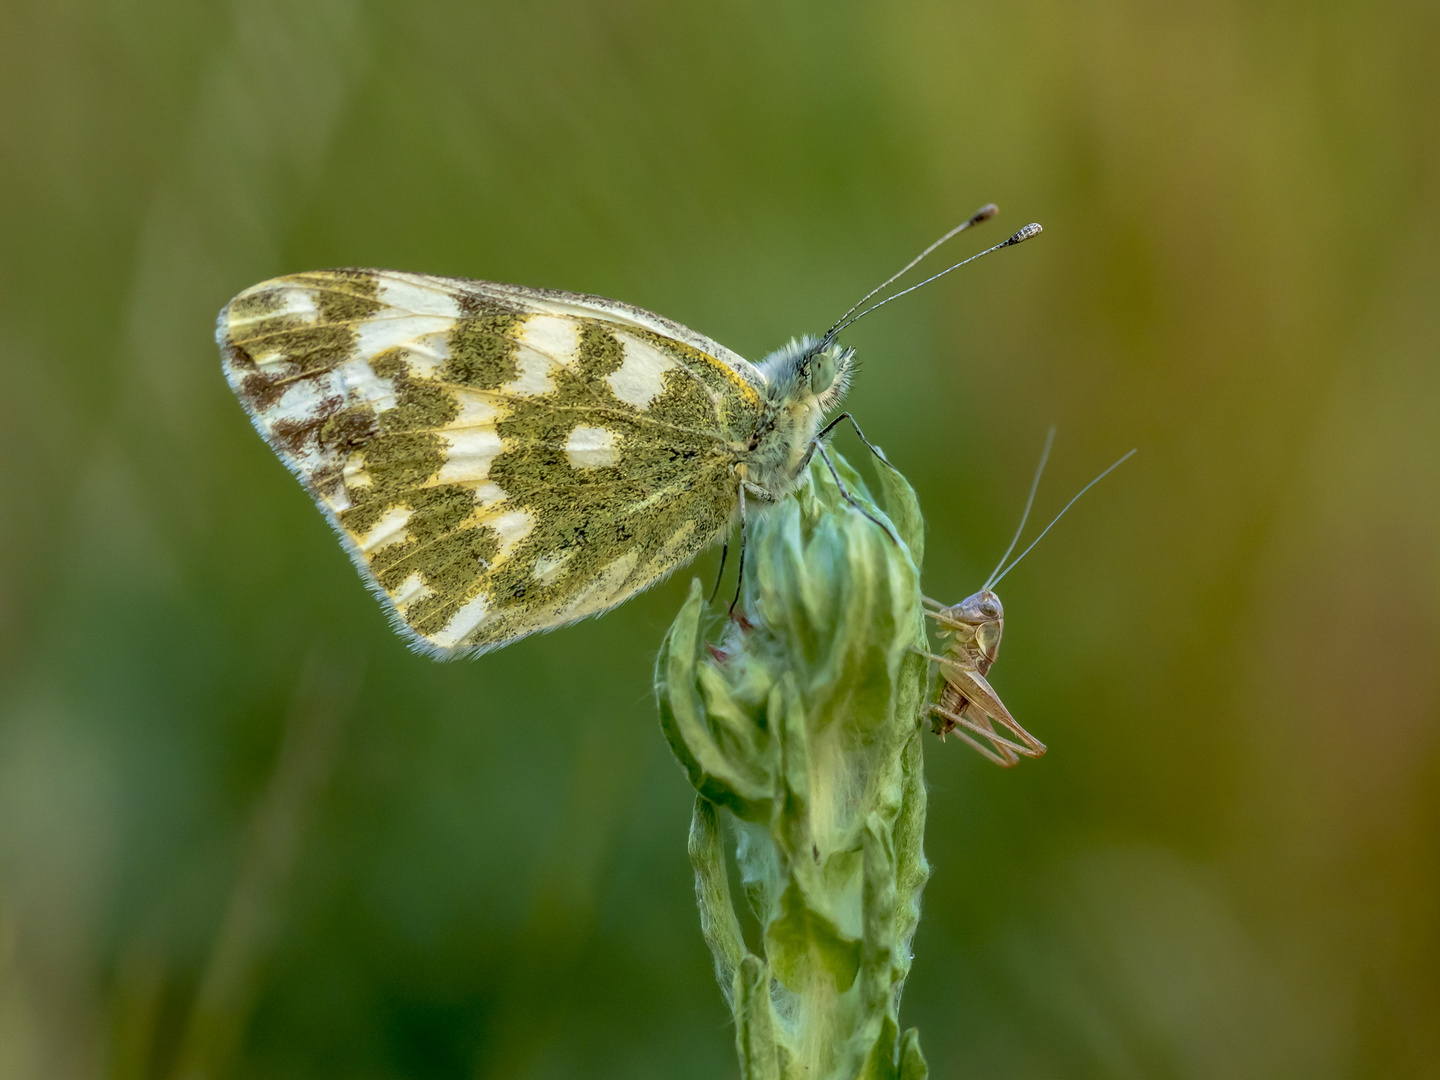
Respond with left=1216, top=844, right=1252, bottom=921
left=655, top=579, right=774, bottom=820
left=898, top=1028, right=929, bottom=1080
left=688, top=795, right=748, bottom=1004
left=734, top=955, right=781, bottom=1080
left=765, top=877, right=863, bottom=994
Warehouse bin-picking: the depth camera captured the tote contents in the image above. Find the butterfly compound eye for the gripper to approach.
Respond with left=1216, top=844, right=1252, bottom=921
left=809, top=347, right=839, bottom=395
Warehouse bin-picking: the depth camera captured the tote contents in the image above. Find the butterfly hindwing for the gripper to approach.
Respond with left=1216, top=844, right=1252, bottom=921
left=219, top=269, right=764, bottom=655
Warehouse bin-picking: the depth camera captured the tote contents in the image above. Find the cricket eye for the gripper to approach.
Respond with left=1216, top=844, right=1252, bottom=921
left=979, top=597, right=1001, bottom=619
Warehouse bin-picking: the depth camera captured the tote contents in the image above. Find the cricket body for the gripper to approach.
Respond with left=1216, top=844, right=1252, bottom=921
left=920, top=590, right=1045, bottom=767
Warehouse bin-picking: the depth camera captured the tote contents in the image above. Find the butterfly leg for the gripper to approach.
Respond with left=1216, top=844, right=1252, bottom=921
left=709, top=539, right=729, bottom=604
left=815, top=412, right=901, bottom=473
left=729, top=485, right=748, bottom=616
left=815, top=443, right=902, bottom=546
left=797, top=411, right=905, bottom=515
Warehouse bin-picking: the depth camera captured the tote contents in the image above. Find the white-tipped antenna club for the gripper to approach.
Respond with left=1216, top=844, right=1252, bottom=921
left=1003, top=222, right=1043, bottom=245
left=824, top=220, right=1044, bottom=342
left=823, top=204, right=999, bottom=341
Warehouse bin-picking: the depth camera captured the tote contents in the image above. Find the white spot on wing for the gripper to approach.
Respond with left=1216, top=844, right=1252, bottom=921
left=392, top=572, right=433, bottom=607
left=269, top=371, right=339, bottom=427
left=472, top=480, right=506, bottom=506
left=338, top=357, right=398, bottom=411
left=489, top=509, right=533, bottom=557
left=432, top=593, right=490, bottom=649
left=532, top=549, right=575, bottom=585
left=450, top=389, right=501, bottom=428
left=564, top=426, right=619, bottom=469
left=355, top=315, right=457, bottom=360
left=400, top=335, right=448, bottom=377
left=344, top=456, right=372, bottom=489
left=266, top=371, right=347, bottom=474
left=252, top=350, right=295, bottom=373
left=376, top=273, right=464, bottom=318
left=607, top=334, right=675, bottom=408
left=437, top=428, right=503, bottom=483
left=500, top=349, right=554, bottom=397
left=519, top=315, right=579, bottom=365
left=357, top=506, right=412, bottom=553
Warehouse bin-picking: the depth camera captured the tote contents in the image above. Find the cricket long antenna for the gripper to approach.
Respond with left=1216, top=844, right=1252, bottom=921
left=822, top=204, right=998, bottom=341
left=984, top=426, right=1055, bottom=590
left=988, top=447, right=1137, bottom=589
left=823, top=223, right=1043, bottom=344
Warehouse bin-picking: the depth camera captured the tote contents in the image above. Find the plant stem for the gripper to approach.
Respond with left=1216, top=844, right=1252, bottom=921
left=657, top=454, right=931, bottom=1080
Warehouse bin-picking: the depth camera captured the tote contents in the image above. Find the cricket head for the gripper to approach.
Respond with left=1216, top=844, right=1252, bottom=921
left=954, top=588, right=1004, bottom=667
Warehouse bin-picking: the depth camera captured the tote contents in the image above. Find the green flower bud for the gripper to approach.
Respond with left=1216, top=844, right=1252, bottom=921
left=657, top=453, right=932, bottom=1080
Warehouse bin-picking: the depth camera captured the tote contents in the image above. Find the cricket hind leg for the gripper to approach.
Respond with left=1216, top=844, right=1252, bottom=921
left=928, top=702, right=1023, bottom=767
left=920, top=650, right=1048, bottom=758
left=917, top=648, right=1048, bottom=762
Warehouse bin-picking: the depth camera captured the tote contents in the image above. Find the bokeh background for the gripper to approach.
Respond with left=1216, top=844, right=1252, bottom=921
left=2, top=0, right=1438, bottom=1077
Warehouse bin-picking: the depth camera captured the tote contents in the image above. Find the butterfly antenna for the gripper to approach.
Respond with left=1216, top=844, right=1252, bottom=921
left=989, top=448, right=1137, bottom=588
left=983, top=426, right=1056, bottom=590
left=822, top=204, right=998, bottom=341
left=824, top=223, right=1043, bottom=343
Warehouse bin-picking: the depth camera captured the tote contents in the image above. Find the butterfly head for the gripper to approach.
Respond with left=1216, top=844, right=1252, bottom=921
left=758, top=335, right=855, bottom=412
left=743, top=335, right=857, bottom=494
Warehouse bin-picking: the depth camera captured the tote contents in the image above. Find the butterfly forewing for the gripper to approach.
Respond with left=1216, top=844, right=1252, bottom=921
left=219, top=269, right=765, bottom=655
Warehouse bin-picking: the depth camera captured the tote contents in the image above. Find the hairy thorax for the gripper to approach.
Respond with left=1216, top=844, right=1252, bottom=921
left=738, top=335, right=854, bottom=502
left=736, top=393, right=828, bottom=501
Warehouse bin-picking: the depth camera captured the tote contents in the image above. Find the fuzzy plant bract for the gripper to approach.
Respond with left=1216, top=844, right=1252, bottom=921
left=657, top=452, right=931, bottom=1080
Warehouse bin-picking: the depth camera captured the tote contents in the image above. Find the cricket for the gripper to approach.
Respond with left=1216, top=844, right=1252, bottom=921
left=922, top=433, right=1135, bottom=765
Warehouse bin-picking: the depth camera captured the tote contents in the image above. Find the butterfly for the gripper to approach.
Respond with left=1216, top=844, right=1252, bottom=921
left=920, top=432, right=1134, bottom=764
left=216, top=211, right=1040, bottom=657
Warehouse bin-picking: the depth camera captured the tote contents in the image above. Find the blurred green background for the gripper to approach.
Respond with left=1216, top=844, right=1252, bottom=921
left=2, top=0, right=1438, bottom=1077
